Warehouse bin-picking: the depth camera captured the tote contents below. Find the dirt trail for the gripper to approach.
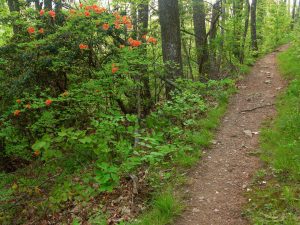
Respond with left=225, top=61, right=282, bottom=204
left=174, top=45, right=288, bottom=225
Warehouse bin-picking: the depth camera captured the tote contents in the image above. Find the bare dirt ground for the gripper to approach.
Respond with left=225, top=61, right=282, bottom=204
left=174, top=45, right=289, bottom=225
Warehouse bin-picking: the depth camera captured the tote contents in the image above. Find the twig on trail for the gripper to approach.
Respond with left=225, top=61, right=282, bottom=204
left=240, top=103, right=275, bottom=113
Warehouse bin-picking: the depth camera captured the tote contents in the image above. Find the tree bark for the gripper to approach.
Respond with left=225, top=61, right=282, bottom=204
left=291, top=0, right=297, bottom=29
left=232, top=0, right=244, bottom=60
left=240, top=0, right=250, bottom=63
left=138, top=2, right=152, bottom=116
left=7, top=0, right=20, bottom=34
left=250, top=0, right=258, bottom=52
left=209, top=0, right=221, bottom=77
left=192, top=0, right=209, bottom=80
left=158, top=0, right=183, bottom=99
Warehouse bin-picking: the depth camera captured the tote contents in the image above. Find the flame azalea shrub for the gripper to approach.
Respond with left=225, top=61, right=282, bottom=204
left=0, top=4, right=158, bottom=158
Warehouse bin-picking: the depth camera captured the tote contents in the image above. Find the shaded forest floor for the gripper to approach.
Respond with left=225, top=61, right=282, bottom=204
left=175, top=45, right=289, bottom=225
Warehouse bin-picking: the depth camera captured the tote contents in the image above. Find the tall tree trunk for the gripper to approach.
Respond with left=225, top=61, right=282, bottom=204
left=218, top=0, right=226, bottom=72
left=209, top=0, right=221, bottom=77
left=138, top=2, right=152, bottom=115
left=232, top=0, right=244, bottom=60
left=291, top=0, right=297, bottom=29
left=158, top=0, right=183, bottom=99
left=131, top=2, right=138, bottom=39
left=251, top=0, right=258, bottom=52
left=192, top=0, right=209, bottom=80
left=7, top=0, right=20, bottom=34
left=240, top=0, right=250, bottom=63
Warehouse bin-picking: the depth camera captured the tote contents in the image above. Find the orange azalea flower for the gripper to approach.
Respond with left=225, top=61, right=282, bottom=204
left=34, top=150, right=40, bottom=156
left=79, top=43, right=88, bottom=50
left=112, top=64, right=119, bottom=74
left=45, top=99, right=52, bottom=106
left=39, top=10, right=45, bottom=16
left=130, top=40, right=142, bottom=47
left=128, top=37, right=133, bottom=44
left=122, top=16, right=129, bottom=24
left=16, top=99, right=21, bottom=104
left=79, top=3, right=83, bottom=8
left=49, top=10, right=56, bottom=18
left=113, top=12, right=121, bottom=20
left=126, top=23, right=133, bottom=30
left=25, top=103, right=31, bottom=109
left=114, top=21, right=120, bottom=29
left=38, top=28, right=44, bottom=34
left=94, top=7, right=105, bottom=14
left=84, top=11, right=90, bottom=17
left=92, top=4, right=98, bottom=10
left=142, top=35, right=147, bottom=39
left=147, top=37, right=157, bottom=44
left=102, top=23, right=109, bottom=30
left=85, top=5, right=92, bottom=10
left=14, top=110, right=21, bottom=117
left=27, top=27, right=35, bottom=34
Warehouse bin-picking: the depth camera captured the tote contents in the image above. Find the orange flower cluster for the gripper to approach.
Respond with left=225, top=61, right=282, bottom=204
left=84, top=11, right=90, bottom=17
left=128, top=38, right=141, bottom=47
left=45, top=99, right=53, bottom=106
left=147, top=37, right=157, bottom=44
left=79, top=43, right=89, bottom=50
left=14, top=110, right=21, bottom=117
left=34, top=150, right=40, bottom=156
left=102, top=23, right=110, bottom=30
left=81, top=3, right=106, bottom=14
left=38, top=28, right=44, bottom=34
left=112, top=64, right=119, bottom=74
left=49, top=10, right=56, bottom=18
left=112, top=13, right=133, bottom=31
left=27, top=27, right=35, bottom=34
left=114, top=21, right=121, bottom=29
left=39, top=10, right=45, bottom=16
left=13, top=98, right=53, bottom=117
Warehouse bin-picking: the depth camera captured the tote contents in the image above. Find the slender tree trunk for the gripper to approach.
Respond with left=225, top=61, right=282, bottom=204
left=291, top=0, right=297, bottom=29
left=218, top=0, right=226, bottom=72
left=209, top=0, right=221, bottom=77
left=192, top=0, right=209, bottom=80
left=138, top=2, right=152, bottom=116
left=158, top=0, right=183, bottom=99
left=232, top=0, right=244, bottom=60
left=131, top=2, right=138, bottom=39
left=251, top=0, right=258, bottom=52
left=240, top=0, right=250, bottom=63
left=7, top=0, right=20, bottom=34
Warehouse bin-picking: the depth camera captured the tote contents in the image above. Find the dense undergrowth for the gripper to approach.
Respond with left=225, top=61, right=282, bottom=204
left=246, top=37, right=300, bottom=225
left=0, top=78, right=235, bottom=224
